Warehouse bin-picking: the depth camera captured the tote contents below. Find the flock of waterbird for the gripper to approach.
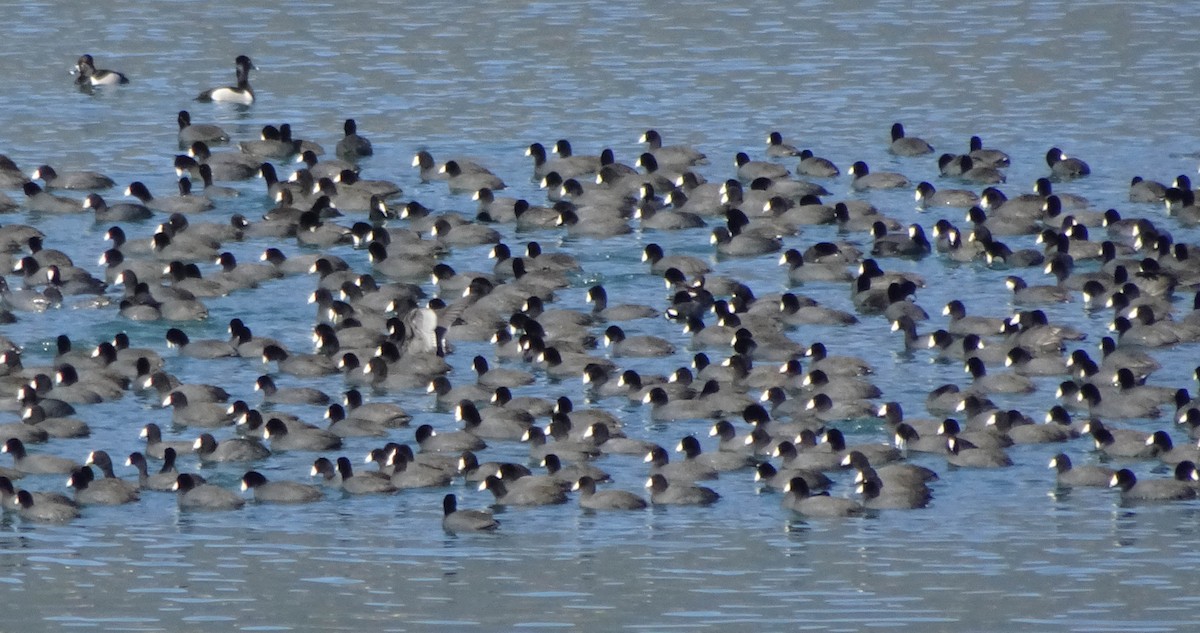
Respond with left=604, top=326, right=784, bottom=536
left=2, top=54, right=1200, bottom=531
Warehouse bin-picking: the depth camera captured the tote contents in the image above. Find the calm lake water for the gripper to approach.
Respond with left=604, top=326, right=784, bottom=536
left=2, top=0, right=1199, bottom=630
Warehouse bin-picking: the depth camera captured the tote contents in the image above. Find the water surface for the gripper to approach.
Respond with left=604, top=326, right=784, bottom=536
left=1, top=1, right=1199, bottom=630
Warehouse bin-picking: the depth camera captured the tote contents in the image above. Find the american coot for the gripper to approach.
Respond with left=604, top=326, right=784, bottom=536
left=3, top=438, right=79, bottom=474
left=603, top=325, right=675, bottom=357
left=164, top=392, right=235, bottom=428
left=325, top=403, right=389, bottom=438
left=84, top=450, right=139, bottom=493
left=781, top=477, right=863, bottom=517
left=15, top=489, right=80, bottom=522
left=193, top=433, right=269, bottom=462
left=1145, top=431, right=1200, bottom=466
left=640, top=129, right=707, bottom=169
left=494, top=463, right=565, bottom=500
left=1005, top=276, right=1069, bottom=305
left=227, top=320, right=283, bottom=360
left=1078, top=384, right=1160, bottom=420
left=236, top=408, right=309, bottom=437
left=779, top=249, right=853, bottom=284
left=765, top=131, right=801, bottom=157
left=549, top=140, right=602, bottom=178
left=804, top=369, right=882, bottom=401
left=213, top=252, right=280, bottom=289
left=295, top=150, right=355, bottom=183
left=1048, top=453, right=1114, bottom=488
left=22, top=181, right=80, bottom=213
left=66, top=466, right=139, bottom=505
left=754, top=462, right=832, bottom=492
left=241, top=471, right=322, bottom=504
left=442, top=493, right=499, bottom=532
left=936, top=418, right=1010, bottom=451
left=889, top=122, right=933, bottom=156
left=387, top=451, right=453, bottom=489
left=878, top=403, right=940, bottom=438
left=987, top=409, right=1070, bottom=444
left=964, top=357, right=1035, bottom=394
left=1, top=475, right=72, bottom=508
left=855, top=477, right=931, bottom=510
left=412, top=151, right=491, bottom=182
left=710, top=225, right=782, bottom=257
left=573, top=476, right=647, bottom=510
left=526, top=142, right=597, bottom=180
left=492, top=387, right=555, bottom=420
left=173, top=473, right=246, bottom=510
left=391, top=444, right=457, bottom=477
left=238, top=127, right=295, bottom=162
left=706, top=420, right=753, bottom=455
left=479, top=475, right=566, bottom=506
left=177, top=110, right=229, bottom=146
left=22, top=404, right=88, bottom=438
left=967, top=135, right=1010, bottom=168
left=849, top=161, right=909, bottom=190
left=140, top=422, right=195, bottom=459
left=126, top=450, right=184, bottom=491
left=540, top=453, right=610, bottom=487
left=457, top=451, right=528, bottom=483
left=645, top=473, right=719, bottom=506
left=524, top=420, right=601, bottom=463
left=335, top=119, right=373, bottom=159
left=769, top=435, right=839, bottom=471
left=261, top=344, right=338, bottom=377
left=1109, top=468, right=1196, bottom=501
left=471, top=355, right=534, bottom=389
left=165, top=327, right=237, bottom=359
left=844, top=451, right=937, bottom=488
left=342, top=389, right=411, bottom=428
left=196, top=55, right=255, bottom=105
left=819, top=429, right=900, bottom=465
left=642, top=387, right=717, bottom=422
left=441, top=160, right=505, bottom=193
left=915, top=182, right=978, bottom=208
left=33, top=164, right=115, bottom=190
left=416, top=424, right=486, bottom=453
left=1129, top=176, right=1168, bottom=203
left=734, top=152, right=788, bottom=182
left=263, top=418, right=342, bottom=452
left=0, top=155, right=26, bottom=188
left=53, top=364, right=122, bottom=402
left=456, top=399, right=533, bottom=441
left=585, top=285, right=658, bottom=321
left=427, top=376, right=491, bottom=406
left=83, top=193, right=152, bottom=222
left=945, top=437, right=1012, bottom=468
left=1045, top=147, right=1090, bottom=180
left=329, top=456, right=396, bottom=495
left=474, top=188, right=522, bottom=222
left=677, top=435, right=755, bottom=472
left=794, top=149, right=840, bottom=178
left=1174, top=462, right=1200, bottom=488
left=805, top=342, right=873, bottom=377
left=947, top=155, right=1005, bottom=184
left=125, top=181, right=214, bottom=214
left=254, top=375, right=329, bottom=406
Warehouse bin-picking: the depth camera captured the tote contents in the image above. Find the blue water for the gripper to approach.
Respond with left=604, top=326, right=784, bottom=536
left=1, top=1, right=1199, bottom=630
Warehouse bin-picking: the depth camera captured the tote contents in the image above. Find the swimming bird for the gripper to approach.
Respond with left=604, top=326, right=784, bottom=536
left=442, top=493, right=499, bottom=531
left=1045, top=147, right=1090, bottom=180
left=888, top=122, right=933, bottom=156
left=196, top=55, right=255, bottom=105
left=74, top=54, right=128, bottom=86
